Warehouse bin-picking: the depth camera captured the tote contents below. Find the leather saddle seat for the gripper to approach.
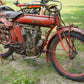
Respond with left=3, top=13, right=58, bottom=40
left=2, top=11, right=24, bottom=19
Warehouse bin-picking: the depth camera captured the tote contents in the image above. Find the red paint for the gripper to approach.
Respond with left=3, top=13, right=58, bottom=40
left=14, top=26, right=23, bottom=43
left=57, top=29, right=70, bottom=55
left=46, top=27, right=84, bottom=62
left=53, top=41, right=84, bottom=77
left=29, top=5, right=41, bottom=8
left=17, top=4, right=41, bottom=8
left=18, top=4, right=26, bottom=7
left=16, top=15, right=55, bottom=27
left=1, top=12, right=84, bottom=66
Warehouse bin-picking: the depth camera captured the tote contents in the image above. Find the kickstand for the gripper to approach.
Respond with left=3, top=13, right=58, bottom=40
left=0, top=54, right=4, bottom=64
left=11, top=54, right=15, bottom=61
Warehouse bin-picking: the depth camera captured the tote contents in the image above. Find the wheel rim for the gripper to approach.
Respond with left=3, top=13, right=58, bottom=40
left=0, top=28, right=10, bottom=55
left=53, top=37, right=84, bottom=77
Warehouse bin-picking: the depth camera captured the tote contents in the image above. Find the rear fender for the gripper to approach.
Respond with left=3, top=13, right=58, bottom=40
left=46, top=27, right=84, bottom=62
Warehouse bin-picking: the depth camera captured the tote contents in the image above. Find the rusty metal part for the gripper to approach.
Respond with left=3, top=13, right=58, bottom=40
left=24, top=53, right=40, bottom=60
left=33, top=38, right=36, bottom=55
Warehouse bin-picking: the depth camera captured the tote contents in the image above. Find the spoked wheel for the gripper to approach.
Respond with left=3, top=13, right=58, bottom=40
left=0, top=28, right=13, bottom=59
left=49, top=31, right=84, bottom=81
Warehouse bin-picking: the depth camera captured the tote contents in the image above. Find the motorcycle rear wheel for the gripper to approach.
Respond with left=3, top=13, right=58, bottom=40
left=0, top=28, right=13, bottom=59
left=49, top=31, right=84, bottom=81
left=0, top=45, right=13, bottom=59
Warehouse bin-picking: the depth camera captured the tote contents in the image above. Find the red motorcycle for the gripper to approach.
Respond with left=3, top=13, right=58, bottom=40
left=0, top=0, right=84, bottom=81
left=0, top=0, right=56, bottom=15
left=13, top=0, right=56, bottom=15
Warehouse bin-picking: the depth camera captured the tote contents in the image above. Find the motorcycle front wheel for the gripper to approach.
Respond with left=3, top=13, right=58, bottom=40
left=49, top=31, right=84, bottom=81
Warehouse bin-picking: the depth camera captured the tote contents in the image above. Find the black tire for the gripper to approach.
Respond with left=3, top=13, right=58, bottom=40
left=0, top=28, right=13, bottom=59
left=1, top=47, right=13, bottom=59
left=49, top=31, right=84, bottom=81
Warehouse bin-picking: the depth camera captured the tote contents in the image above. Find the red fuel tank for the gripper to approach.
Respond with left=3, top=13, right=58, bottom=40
left=16, top=14, right=55, bottom=27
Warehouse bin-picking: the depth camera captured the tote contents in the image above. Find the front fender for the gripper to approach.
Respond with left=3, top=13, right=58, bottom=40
left=46, top=27, right=84, bottom=62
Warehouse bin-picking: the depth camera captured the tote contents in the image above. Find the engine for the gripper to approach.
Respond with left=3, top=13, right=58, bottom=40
left=23, top=25, right=44, bottom=56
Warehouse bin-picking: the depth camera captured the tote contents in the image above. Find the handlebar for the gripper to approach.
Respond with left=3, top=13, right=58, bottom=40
left=13, top=0, right=62, bottom=13
left=43, top=0, right=62, bottom=12
left=13, top=0, right=19, bottom=6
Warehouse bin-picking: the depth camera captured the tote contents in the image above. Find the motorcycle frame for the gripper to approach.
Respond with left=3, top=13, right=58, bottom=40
left=0, top=13, right=84, bottom=62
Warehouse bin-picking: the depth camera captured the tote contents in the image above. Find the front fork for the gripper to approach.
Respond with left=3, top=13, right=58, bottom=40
left=57, top=26, right=77, bottom=59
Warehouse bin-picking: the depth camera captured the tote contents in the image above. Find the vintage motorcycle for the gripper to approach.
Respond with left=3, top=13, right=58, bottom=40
left=13, top=0, right=56, bottom=15
left=0, top=0, right=56, bottom=15
left=0, top=0, right=84, bottom=81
